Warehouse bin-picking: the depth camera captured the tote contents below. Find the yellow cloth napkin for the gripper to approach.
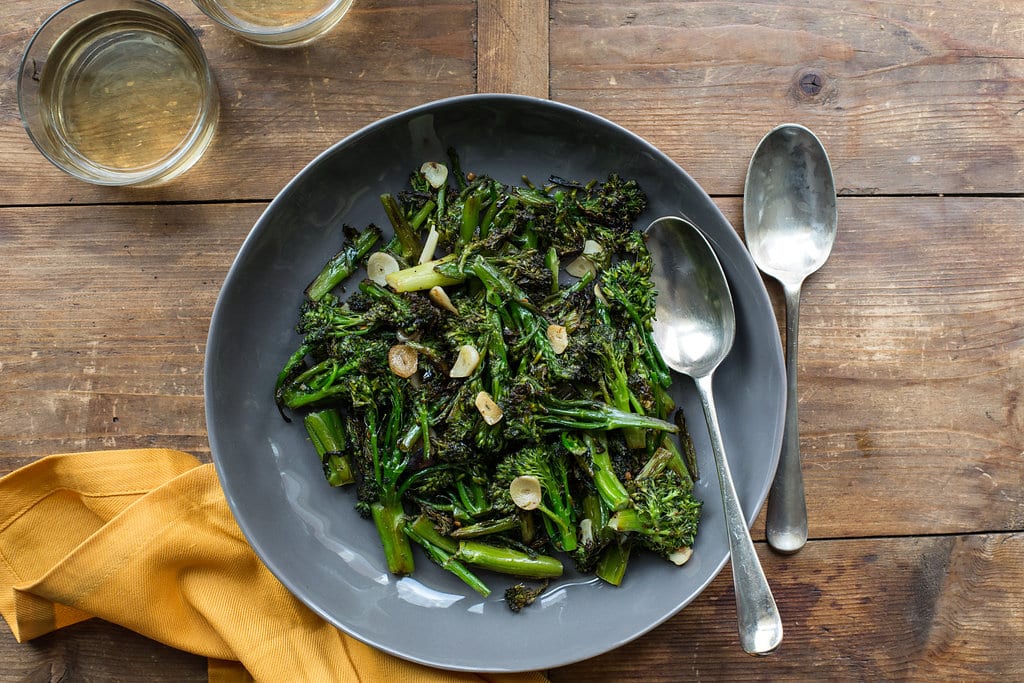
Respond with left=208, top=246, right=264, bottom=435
left=0, top=449, right=548, bottom=683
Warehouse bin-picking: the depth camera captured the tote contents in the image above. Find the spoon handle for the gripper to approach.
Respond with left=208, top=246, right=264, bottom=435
left=766, top=282, right=809, bottom=553
left=694, top=374, right=783, bottom=655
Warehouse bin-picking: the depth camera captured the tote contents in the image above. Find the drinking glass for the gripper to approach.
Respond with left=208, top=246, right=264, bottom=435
left=18, top=0, right=219, bottom=187
left=191, top=0, right=354, bottom=48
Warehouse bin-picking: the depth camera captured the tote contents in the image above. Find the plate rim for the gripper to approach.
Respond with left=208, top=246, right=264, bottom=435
left=205, top=92, right=785, bottom=672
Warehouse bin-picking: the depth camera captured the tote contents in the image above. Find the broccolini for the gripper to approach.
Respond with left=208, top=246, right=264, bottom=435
left=275, top=152, right=702, bottom=609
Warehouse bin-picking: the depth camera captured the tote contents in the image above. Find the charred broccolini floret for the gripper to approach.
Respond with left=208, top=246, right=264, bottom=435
left=275, top=152, right=702, bottom=610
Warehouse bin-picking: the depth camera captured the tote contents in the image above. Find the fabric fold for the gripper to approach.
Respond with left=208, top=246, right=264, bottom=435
left=0, top=450, right=546, bottom=683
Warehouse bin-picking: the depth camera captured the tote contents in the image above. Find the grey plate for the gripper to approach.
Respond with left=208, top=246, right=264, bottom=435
left=205, top=94, right=785, bottom=673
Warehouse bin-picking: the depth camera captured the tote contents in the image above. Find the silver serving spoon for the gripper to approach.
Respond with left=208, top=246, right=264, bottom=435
left=743, top=124, right=837, bottom=554
left=646, top=215, right=783, bottom=655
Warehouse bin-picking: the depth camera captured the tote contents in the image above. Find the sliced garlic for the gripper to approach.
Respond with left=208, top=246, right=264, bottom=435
left=565, top=240, right=603, bottom=278
left=475, top=390, right=503, bottom=425
left=420, top=162, right=449, bottom=189
left=367, top=251, right=400, bottom=286
left=449, top=344, right=480, bottom=377
left=418, top=226, right=440, bottom=264
left=579, top=518, right=594, bottom=545
left=593, top=282, right=609, bottom=306
left=388, top=344, right=418, bottom=378
left=509, top=475, right=542, bottom=510
left=429, top=285, right=459, bottom=314
left=546, top=324, right=568, bottom=354
left=668, top=546, right=693, bottom=566
left=565, top=255, right=595, bottom=278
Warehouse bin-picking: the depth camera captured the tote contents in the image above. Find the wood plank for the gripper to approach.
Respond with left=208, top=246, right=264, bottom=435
left=2, top=196, right=1021, bottom=536
left=712, top=196, right=1024, bottom=539
left=0, top=202, right=263, bottom=461
left=0, top=0, right=476, bottom=206
left=1, top=533, right=1020, bottom=680
left=552, top=532, right=1024, bottom=681
left=0, top=621, right=206, bottom=682
left=1, top=194, right=1021, bottom=676
left=478, top=0, right=551, bottom=97
left=550, top=0, right=1024, bottom=196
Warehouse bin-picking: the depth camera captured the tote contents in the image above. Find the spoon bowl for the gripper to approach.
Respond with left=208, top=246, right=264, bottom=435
left=744, top=123, right=837, bottom=553
left=744, top=124, right=837, bottom=286
left=646, top=215, right=783, bottom=655
left=649, top=218, right=736, bottom=378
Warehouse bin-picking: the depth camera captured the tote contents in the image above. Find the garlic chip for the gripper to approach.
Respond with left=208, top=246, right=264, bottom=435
left=475, top=390, right=503, bottom=425
left=546, top=324, right=568, bottom=354
left=388, top=344, right=418, bottom=378
left=429, top=286, right=459, bottom=314
left=509, top=475, right=542, bottom=510
left=449, top=344, right=480, bottom=377
left=420, top=162, right=449, bottom=189
left=668, top=546, right=693, bottom=566
left=367, top=252, right=400, bottom=286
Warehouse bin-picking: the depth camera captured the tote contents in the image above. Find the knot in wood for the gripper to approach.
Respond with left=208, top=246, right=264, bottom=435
left=798, top=71, right=824, bottom=96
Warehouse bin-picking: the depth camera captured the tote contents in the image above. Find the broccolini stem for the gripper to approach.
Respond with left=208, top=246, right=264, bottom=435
left=595, top=540, right=631, bottom=586
left=386, top=255, right=465, bottom=292
left=606, top=508, right=646, bottom=533
left=274, top=343, right=311, bottom=414
left=447, top=147, right=467, bottom=191
left=535, top=502, right=578, bottom=553
left=545, top=246, right=559, bottom=294
left=305, top=227, right=381, bottom=302
left=405, top=516, right=491, bottom=597
left=477, top=194, right=501, bottom=240
left=371, top=500, right=415, bottom=575
left=455, top=479, right=489, bottom=518
left=655, top=435, right=697, bottom=486
left=449, top=515, right=521, bottom=539
left=564, top=432, right=630, bottom=520
left=460, top=193, right=481, bottom=245
left=380, top=193, right=421, bottom=261
left=604, top=342, right=646, bottom=449
left=280, top=371, right=358, bottom=409
left=637, top=444, right=686, bottom=482
left=303, top=410, right=354, bottom=486
left=455, top=541, right=564, bottom=579
left=407, top=513, right=457, bottom=553
left=585, top=434, right=631, bottom=511
left=489, top=196, right=519, bottom=235
left=410, top=200, right=436, bottom=231
left=540, top=401, right=678, bottom=434
left=674, top=410, right=701, bottom=482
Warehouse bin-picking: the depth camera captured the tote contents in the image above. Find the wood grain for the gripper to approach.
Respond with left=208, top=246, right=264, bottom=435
left=0, top=621, right=207, bottom=682
left=550, top=0, right=1024, bottom=196
left=738, top=195, right=1024, bottom=538
left=0, top=203, right=263, bottom=460
left=3, top=197, right=1020, bottom=535
left=0, top=0, right=477, bottom=206
left=2, top=533, right=1020, bottom=680
left=1, top=0, right=1022, bottom=678
left=709, top=195, right=1018, bottom=540
left=478, top=0, right=550, bottom=97
left=550, top=533, right=1024, bottom=681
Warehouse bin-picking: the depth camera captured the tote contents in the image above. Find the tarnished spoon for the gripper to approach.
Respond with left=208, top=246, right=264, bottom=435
left=743, top=124, right=837, bottom=554
left=646, top=215, right=783, bottom=655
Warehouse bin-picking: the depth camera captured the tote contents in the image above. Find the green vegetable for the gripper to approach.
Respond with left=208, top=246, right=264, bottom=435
left=504, top=581, right=549, bottom=612
left=276, top=153, right=702, bottom=608
left=305, top=225, right=382, bottom=301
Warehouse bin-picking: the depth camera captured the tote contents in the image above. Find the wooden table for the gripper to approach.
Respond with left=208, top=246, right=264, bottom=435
left=2, top=0, right=1022, bottom=679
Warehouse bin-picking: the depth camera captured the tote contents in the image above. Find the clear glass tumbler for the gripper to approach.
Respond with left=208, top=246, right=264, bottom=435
left=18, top=0, right=219, bottom=186
left=191, top=0, right=354, bottom=48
